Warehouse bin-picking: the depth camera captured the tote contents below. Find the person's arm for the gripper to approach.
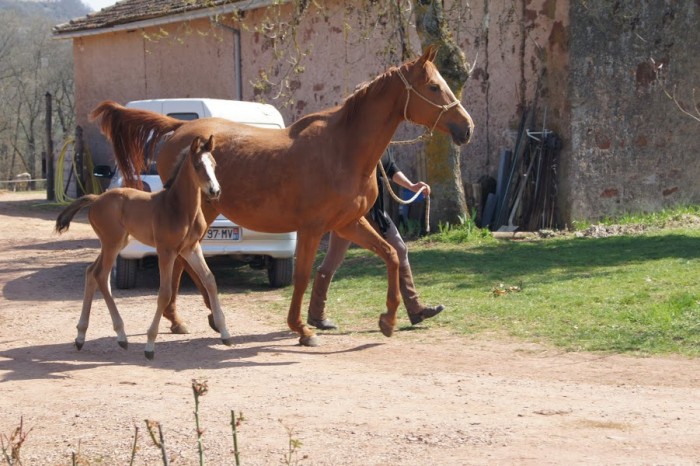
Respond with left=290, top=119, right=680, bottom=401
left=391, top=171, right=431, bottom=196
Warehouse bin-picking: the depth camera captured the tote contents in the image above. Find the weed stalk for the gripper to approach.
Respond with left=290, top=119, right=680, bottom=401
left=230, top=410, right=244, bottom=466
left=191, top=379, right=208, bottom=466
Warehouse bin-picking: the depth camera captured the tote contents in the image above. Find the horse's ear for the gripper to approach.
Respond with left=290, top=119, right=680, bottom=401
left=204, top=134, right=215, bottom=152
left=419, top=44, right=439, bottom=64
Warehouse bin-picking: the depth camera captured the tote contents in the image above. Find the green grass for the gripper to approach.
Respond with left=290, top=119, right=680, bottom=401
left=572, top=204, right=700, bottom=229
left=295, top=227, right=700, bottom=357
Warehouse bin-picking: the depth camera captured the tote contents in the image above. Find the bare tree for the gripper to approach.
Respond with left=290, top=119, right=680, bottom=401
left=411, top=0, right=475, bottom=226
left=0, top=11, right=74, bottom=181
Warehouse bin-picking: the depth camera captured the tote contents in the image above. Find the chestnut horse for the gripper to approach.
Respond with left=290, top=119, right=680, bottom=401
left=91, top=46, right=474, bottom=346
left=55, top=135, right=233, bottom=359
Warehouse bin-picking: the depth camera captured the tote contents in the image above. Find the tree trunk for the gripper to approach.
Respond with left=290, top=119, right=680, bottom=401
left=412, top=0, right=472, bottom=228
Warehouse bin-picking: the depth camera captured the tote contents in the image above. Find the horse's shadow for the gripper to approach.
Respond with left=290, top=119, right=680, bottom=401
left=0, top=331, right=384, bottom=383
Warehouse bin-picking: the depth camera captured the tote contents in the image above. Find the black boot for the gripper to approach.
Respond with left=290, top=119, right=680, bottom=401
left=306, top=270, right=338, bottom=330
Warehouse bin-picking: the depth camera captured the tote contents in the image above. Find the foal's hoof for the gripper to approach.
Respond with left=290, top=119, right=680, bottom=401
left=171, top=323, right=190, bottom=334
left=75, top=339, right=84, bottom=351
left=221, top=337, right=235, bottom=346
left=207, top=314, right=219, bottom=333
left=144, top=350, right=155, bottom=360
left=118, top=340, right=128, bottom=350
left=299, top=335, right=320, bottom=347
left=379, top=314, right=395, bottom=337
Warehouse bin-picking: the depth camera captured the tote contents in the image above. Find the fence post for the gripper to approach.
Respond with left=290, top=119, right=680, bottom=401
left=45, top=92, right=54, bottom=201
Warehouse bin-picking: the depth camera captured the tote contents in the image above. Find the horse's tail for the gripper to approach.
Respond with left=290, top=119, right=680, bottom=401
left=55, top=195, right=99, bottom=234
left=90, top=101, right=185, bottom=189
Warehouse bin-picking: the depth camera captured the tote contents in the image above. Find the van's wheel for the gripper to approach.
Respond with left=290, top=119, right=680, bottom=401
left=114, top=256, right=137, bottom=289
left=268, top=257, right=294, bottom=287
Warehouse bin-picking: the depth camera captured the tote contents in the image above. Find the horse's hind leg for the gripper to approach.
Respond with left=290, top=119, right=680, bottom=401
left=181, top=245, right=233, bottom=345
left=335, top=217, right=401, bottom=337
left=75, top=250, right=127, bottom=350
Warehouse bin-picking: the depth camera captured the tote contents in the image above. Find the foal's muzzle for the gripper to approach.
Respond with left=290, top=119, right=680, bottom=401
left=208, top=186, right=221, bottom=200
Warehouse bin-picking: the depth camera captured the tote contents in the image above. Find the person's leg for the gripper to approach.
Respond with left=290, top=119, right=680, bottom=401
left=306, top=231, right=351, bottom=330
left=382, top=216, right=445, bottom=325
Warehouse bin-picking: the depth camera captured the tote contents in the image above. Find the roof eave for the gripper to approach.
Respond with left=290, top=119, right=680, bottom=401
left=53, top=0, right=288, bottom=40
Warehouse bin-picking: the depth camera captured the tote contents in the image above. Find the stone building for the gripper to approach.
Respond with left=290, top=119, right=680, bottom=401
left=54, top=0, right=699, bottom=226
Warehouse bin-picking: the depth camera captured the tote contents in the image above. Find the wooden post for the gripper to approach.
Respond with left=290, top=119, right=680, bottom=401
left=45, top=92, right=55, bottom=200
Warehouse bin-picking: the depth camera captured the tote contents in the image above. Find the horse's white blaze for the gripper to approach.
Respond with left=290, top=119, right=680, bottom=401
left=436, top=72, right=470, bottom=118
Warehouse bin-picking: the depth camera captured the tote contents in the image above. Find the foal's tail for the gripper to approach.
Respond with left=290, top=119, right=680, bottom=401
left=55, top=195, right=99, bottom=234
left=90, top=101, right=185, bottom=189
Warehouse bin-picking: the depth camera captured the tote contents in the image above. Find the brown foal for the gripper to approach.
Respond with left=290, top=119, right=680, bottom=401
left=55, top=135, right=232, bottom=359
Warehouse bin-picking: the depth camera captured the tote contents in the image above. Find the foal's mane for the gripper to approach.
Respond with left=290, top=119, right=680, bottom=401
left=162, top=147, right=188, bottom=190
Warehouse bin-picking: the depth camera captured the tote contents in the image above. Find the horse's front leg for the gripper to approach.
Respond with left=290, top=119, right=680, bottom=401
left=181, top=244, right=233, bottom=346
left=288, top=231, right=322, bottom=347
left=145, top=250, right=177, bottom=360
left=336, top=217, right=401, bottom=337
left=164, top=205, right=219, bottom=334
left=75, top=257, right=99, bottom=350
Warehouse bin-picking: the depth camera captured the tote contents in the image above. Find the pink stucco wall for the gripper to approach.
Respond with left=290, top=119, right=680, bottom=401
left=73, top=17, right=237, bottom=165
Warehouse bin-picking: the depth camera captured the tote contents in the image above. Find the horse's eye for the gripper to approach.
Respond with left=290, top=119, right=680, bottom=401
left=429, top=84, right=440, bottom=92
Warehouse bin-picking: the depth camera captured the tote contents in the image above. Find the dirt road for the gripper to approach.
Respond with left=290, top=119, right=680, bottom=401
left=1, top=191, right=698, bottom=465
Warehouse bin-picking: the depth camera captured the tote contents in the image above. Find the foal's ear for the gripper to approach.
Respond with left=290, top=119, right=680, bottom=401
left=204, top=134, right=215, bottom=152
left=190, top=136, right=202, bottom=154
left=419, top=44, right=439, bottom=64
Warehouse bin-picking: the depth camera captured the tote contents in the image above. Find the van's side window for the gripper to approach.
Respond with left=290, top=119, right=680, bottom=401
left=167, top=113, right=199, bottom=121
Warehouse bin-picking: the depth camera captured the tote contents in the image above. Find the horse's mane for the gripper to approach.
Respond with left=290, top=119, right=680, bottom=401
left=90, top=101, right=185, bottom=189
left=339, top=66, right=396, bottom=124
left=287, top=113, right=330, bottom=138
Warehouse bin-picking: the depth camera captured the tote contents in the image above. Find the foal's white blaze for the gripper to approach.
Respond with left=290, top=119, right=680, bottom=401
left=201, top=153, right=220, bottom=195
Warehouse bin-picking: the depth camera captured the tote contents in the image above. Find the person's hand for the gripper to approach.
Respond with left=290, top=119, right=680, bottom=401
left=412, top=181, right=431, bottom=196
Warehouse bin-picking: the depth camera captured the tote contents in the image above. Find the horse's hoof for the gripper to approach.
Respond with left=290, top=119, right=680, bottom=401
left=118, top=340, right=128, bottom=350
left=299, top=335, right=320, bottom=347
left=379, top=316, right=394, bottom=337
left=144, top=351, right=155, bottom=360
left=75, top=339, right=84, bottom=351
left=171, top=323, right=190, bottom=334
left=207, top=314, right=219, bottom=333
left=221, top=337, right=235, bottom=346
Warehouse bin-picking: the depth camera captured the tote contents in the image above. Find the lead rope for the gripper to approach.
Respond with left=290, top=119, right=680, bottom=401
left=378, top=159, right=431, bottom=233
left=379, top=67, right=462, bottom=233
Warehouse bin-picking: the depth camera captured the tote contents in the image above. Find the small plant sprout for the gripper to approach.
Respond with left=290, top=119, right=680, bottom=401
left=191, top=379, right=209, bottom=465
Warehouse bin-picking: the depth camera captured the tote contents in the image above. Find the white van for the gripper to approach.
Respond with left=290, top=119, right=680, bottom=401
left=96, top=98, right=296, bottom=289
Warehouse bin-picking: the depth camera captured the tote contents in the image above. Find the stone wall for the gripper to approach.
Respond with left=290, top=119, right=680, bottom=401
left=565, top=1, right=700, bottom=222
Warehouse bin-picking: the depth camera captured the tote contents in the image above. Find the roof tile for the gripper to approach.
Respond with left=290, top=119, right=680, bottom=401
left=53, top=0, right=243, bottom=34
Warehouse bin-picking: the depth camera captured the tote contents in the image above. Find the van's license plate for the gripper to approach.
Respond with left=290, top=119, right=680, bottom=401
left=205, top=227, right=240, bottom=241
